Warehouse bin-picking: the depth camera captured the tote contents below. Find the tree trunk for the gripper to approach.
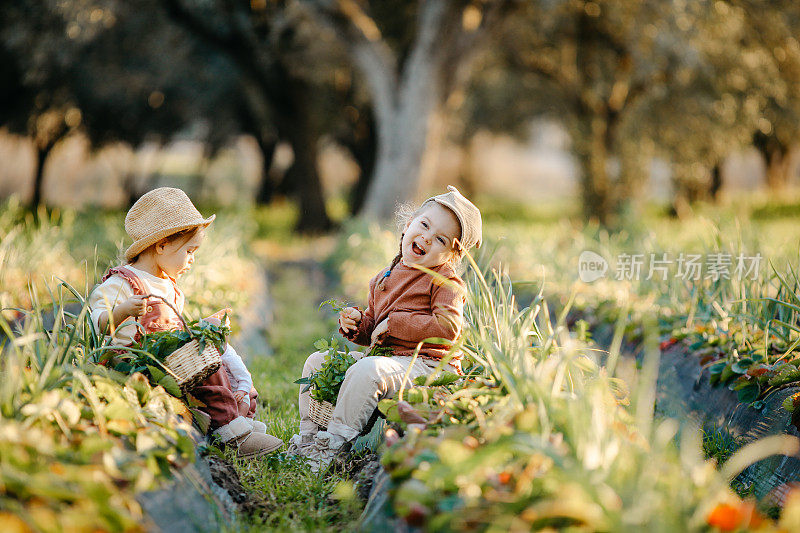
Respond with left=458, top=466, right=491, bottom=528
left=614, top=138, right=648, bottom=218
left=458, top=148, right=478, bottom=198
left=765, top=147, right=790, bottom=190
left=753, top=131, right=790, bottom=191
left=275, top=76, right=332, bottom=232
left=574, top=11, right=616, bottom=227
left=709, top=163, right=723, bottom=201
left=361, top=94, right=438, bottom=220
left=239, top=77, right=281, bottom=205
left=341, top=107, right=376, bottom=215
left=577, top=114, right=613, bottom=226
left=31, top=142, right=53, bottom=209
left=357, top=0, right=449, bottom=221
left=245, top=66, right=330, bottom=231
left=255, top=136, right=278, bottom=204
left=161, top=2, right=330, bottom=230
left=121, top=172, right=139, bottom=207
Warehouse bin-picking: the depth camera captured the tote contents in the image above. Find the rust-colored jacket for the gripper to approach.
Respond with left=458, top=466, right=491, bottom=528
left=341, top=262, right=466, bottom=367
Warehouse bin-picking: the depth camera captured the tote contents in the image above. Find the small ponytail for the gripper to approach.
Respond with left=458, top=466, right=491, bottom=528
left=378, top=236, right=404, bottom=291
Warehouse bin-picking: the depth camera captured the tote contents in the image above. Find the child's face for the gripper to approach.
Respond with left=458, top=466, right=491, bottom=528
left=155, top=229, right=204, bottom=279
left=401, top=203, right=460, bottom=269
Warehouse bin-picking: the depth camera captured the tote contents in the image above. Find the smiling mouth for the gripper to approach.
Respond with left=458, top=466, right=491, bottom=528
left=411, top=242, right=426, bottom=256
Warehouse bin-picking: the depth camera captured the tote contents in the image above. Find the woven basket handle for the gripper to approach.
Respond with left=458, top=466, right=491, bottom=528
left=141, top=293, right=189, bottom=332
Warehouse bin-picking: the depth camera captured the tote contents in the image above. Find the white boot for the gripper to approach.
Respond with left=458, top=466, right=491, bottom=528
left=249, top=419, right=267, bottom=434
left=212, top=416, right=282, bottom=458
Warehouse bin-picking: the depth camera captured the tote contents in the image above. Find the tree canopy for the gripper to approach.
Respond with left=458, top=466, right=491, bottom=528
left=2, top=0, right=799, bottom=226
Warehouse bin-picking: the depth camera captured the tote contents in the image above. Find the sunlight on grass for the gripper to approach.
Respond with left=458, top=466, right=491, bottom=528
left=239, top=258, right=364, bottom=530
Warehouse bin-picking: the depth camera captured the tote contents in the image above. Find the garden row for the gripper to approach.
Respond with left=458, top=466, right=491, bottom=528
left=352, top=257, right=800, bottom=531
left=0, top=201, right=264, bottom=532
left=322, top=212, right=800, bottom=531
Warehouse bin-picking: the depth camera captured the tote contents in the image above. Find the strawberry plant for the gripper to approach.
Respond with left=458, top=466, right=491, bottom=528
left=295, top=335, right=398, bottom=404
left=295, top=338, right=356, bottom=404
left=95, top=318, right=231, bottom=397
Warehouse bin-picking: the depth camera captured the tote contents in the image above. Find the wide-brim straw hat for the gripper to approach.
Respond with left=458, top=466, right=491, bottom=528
left=124, top=187, right=215, bottom=262
left=421, top=185, right=482, bottom=251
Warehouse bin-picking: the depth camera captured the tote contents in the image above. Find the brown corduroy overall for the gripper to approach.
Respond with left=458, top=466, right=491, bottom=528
left=102, top=266, right=240, bottom=430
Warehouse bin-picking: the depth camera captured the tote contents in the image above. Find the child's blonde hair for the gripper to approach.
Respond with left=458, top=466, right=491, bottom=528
left=377, top=202, right=465, bottom=290
left=380, top=186, right=481, bottom=288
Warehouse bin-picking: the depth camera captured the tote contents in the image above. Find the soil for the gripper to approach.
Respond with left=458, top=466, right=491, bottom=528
left=205, top=453, right=265, bottom=514
left=333, top=450, right=383, bottom=503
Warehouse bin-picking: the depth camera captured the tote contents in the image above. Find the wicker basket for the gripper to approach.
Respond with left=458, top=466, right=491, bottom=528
left=309, top=398, right=335, bottom=428
left=144, top=294, right=223, bottom=392
left=165, top=339, right=221, bottom=391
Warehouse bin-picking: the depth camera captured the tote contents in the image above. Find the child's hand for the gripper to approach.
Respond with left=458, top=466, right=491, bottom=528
left=233, top=390, right=247, bottom=403
left=117, top=295, right=148, bottom=319
left=339, top=307, right=362, bottom=333
left=371, top=318, right=389, bottom=346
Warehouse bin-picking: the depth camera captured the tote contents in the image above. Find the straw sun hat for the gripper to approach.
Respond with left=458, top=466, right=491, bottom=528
left=124, top=187, right=215, bottom=262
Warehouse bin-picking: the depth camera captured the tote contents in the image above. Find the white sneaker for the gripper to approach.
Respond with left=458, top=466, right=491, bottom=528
left=286, top=433, right=315, bottom=456
left=313, top=430, right=346, bottom=450
left=300, top=431, right=347, bottom=473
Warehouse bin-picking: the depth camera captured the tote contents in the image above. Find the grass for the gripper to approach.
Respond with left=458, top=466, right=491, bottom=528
left=374, top=259, right=727, bottom=530
left=702, top=426, right=743, bottom=467
left=230, top=248, right=365, bottom=531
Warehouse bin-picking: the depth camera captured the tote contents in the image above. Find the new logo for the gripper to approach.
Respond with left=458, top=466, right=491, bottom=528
left=578, top=251, right=608, bottom=283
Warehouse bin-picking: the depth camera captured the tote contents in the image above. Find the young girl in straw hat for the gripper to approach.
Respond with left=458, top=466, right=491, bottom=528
left=289, top=186, right=482, bottom=472
left=89, top=187, right=282, bottom=458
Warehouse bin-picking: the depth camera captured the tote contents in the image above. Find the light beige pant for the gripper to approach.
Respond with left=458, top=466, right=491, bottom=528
left=299, top=350, right=437, bottom=441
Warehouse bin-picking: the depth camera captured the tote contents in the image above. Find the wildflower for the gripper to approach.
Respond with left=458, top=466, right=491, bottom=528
left=659, top=337, right=679, bottom=351
left=706, top=501, right=764, bottom=531
left=707, top=503, right=742, bottom=531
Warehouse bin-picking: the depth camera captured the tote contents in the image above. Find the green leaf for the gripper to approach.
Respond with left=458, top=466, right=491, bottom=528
left=158, top=375, right=182, bottom=397
left=737, top=383, right=760, bottom=404
left=768, top=367, right=800, bottom=387
left=731, top=358, right=754, bottom=374
left=708, top=361, right=727, bottom=375
left=720, top=364, right=735, bottom=383
left=783, top=394, right=799, bottom=412
left=105, top=399, right=136, bottom=421
left=378, top=399, right=402, bottom=423
left=314, top=339, right=329, bottom=351
left=190, top=408, right=211, bottom=434
left=176, top=432, right=196, bottom=459
left=148, top=365, right=166, bottom=382
left=426, top=372, right=461, bottom=387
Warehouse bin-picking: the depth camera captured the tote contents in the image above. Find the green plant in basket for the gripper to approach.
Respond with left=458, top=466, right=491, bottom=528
left=295, top=337, right=355, bottom=404
left=103, top=317, right=230, bottom=398
left=137, top=318, right=230, bottom=362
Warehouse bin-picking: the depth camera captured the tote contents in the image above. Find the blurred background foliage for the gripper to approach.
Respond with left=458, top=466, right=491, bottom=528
left=1, top=0, right=800, bottom=230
